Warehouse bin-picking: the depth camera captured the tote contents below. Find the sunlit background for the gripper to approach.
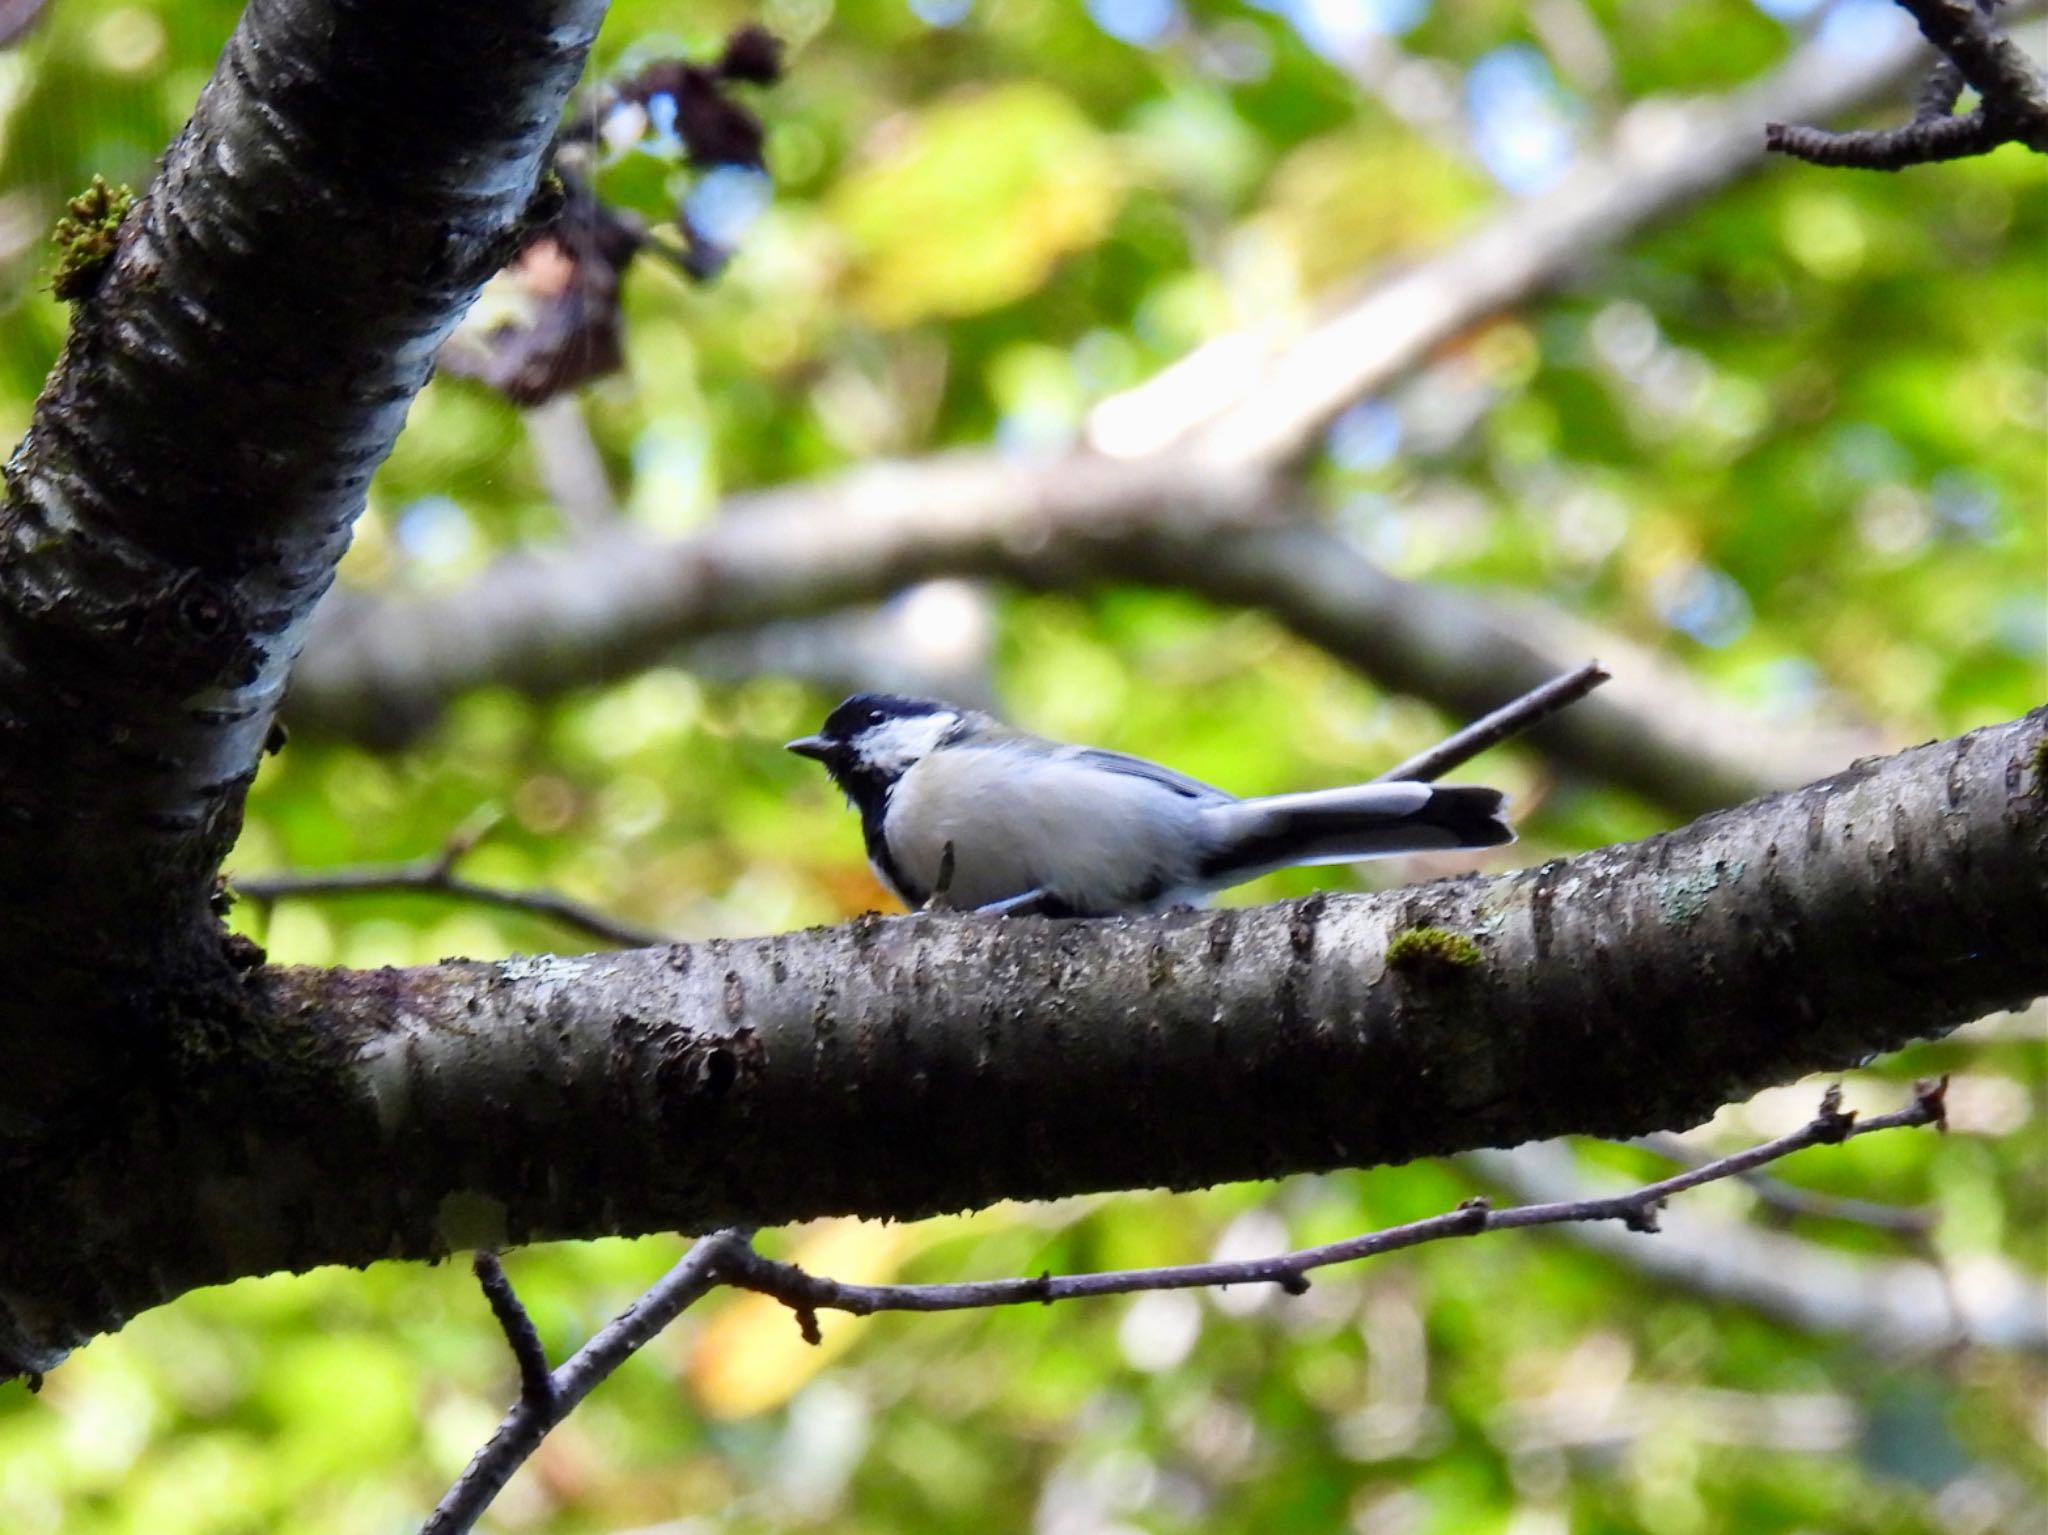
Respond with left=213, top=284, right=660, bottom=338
left=0, top=0, right=2042, bottom=1530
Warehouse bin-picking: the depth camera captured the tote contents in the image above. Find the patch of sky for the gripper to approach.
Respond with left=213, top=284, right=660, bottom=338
left=1088, top=0, right=1179, bottom=48
left=1749, top=0, right=1825, bottom=21
left=1327, top=399, right=1404, bottom=472
left=1993, top=596, right=2047, bottom=660
left=1465, top=45, right=1581, bottom=194
left=396, top=497, right=475, bottom=568
left=644, top=90, right=682, bottom=155
left=1829, top=421, right=1910, bottom=484
left=909, top=0, right=973, bottom=27
left=1815, top=0, right=1915, bottom=60
left=1653, top=562, right=1755, bottom=648
left=1244, top=0, right=1432, bottom=57
left=1927, top=470, right=2000, bottom=541
left=685, top=165, right=774, bottom=250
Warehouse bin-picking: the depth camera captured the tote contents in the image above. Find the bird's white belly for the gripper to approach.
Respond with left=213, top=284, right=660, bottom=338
left=884, top=746, right=1203, bottom=912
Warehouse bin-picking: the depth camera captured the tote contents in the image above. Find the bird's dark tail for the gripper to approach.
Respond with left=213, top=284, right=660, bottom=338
left=1195, top=782, right=1512, bottom=885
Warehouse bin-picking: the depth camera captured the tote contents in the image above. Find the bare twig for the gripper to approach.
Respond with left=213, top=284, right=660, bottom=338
left=712, top=1082, right=1945, bottom=1325
left=1372, top=661, right=1609, bottom=784
left=471, top=1253, right=554, bottom=1408
left=235, top=816, right=668, bottom=951
left=425, top=1230, right=751, bottom=1535
left=1768, top=0, right=2048, bottom=169
left=523, top=395, right=620, bottom=533
left=421, top=1085, right=1947, bottom=1531
left=1637, top=1133, right=1938, bottom=1235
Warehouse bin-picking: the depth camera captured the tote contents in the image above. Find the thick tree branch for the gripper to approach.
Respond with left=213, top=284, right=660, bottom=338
left=283, top=20, right=1928, bottom=804
left=9, top=710, right=2035, bottom=1371
left=0, top=0, right=606, bottom=1109
left=0, top=0, right=608, bottom=1379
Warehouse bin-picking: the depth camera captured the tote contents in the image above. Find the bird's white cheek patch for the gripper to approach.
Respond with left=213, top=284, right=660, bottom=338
left=857, top=712, right=957, bottom=773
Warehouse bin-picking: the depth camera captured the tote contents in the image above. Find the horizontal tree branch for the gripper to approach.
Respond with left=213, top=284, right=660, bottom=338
left=10, top=709, right=2038, bottom=1368
left=235, top=817, right=670, bottom=950
left=713, top=1084, right=1943, bottom=1321
left=289, top=491, right=1878, bottom=817
left=282, top=19, right=1931, bottom=807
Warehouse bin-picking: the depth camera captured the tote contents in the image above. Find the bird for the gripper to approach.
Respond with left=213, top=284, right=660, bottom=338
left=787, top=693, right=1513, bottom=917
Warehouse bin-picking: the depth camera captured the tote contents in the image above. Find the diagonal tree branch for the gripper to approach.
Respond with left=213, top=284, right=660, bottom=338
left=0, top=0, right=609, bottom=1379
left=280, top=18, right=1934, bottom=805
left=0, top=0, right=607, bottom=1112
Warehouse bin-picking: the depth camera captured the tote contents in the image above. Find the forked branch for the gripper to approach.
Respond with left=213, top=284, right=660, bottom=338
left=428, top=1082, right=1947, bottom=1534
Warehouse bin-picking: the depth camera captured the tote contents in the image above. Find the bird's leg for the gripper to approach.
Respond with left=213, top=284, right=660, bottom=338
left=920, top=842, right=958, bottom=913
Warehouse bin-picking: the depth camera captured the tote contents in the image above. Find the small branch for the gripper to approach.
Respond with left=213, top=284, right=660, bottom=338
left=424, top=1230, right=751, bottom=1535
left=1914, top=56, right=1968, bottom=119
left=420, top=1084, right=1948, bottom=1531
left=1371, top=660, right=1609, bottom=784
left=1637, top=1133, right=1938, bottom=1236
left=235, top=816, right=668, bottom=951
left=710, top=1082, right=1947, bottom=1327
left=523, top=395, right=620, bottom=533
left=1766, top=108, right=2007, bottom=167
left=472, top=1253, right=554, bottom=1409
left=1768, top=0, right=2048, bottom=168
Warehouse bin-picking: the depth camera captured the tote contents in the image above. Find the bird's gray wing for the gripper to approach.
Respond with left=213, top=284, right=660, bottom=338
left=1055, top=746, right=1233, bottom=803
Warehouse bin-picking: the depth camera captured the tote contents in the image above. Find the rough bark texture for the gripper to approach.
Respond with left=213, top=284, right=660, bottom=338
left=0, top=0, right=605, bottom=1372
left=7, top=710, right=2037, bottom=1374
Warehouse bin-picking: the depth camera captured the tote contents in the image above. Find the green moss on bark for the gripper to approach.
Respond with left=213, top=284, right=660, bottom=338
left=1385, top=925, right=1483, bottom=976
left=50, top=177, right=134, bottom=300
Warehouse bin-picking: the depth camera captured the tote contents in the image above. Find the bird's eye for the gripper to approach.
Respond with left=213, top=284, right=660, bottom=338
left=868, top=710, right=884, bottom=724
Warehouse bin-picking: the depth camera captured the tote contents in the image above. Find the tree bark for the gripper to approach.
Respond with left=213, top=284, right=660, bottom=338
left=6, top=708, right=2038, bottom=1377
left=0, top=0, right=605, bottom=1374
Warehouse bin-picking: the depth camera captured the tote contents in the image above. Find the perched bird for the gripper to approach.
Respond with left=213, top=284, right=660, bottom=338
left=788, top=693, right=1513, bottom=917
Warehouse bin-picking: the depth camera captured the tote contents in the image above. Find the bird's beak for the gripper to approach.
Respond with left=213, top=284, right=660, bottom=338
left=785, top=735, right=831, bottom=761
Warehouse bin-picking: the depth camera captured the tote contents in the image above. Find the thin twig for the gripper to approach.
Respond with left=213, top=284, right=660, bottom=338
left=711, top=1081, right=1947, bottom=1325
left=1373, top=661, right=1609, bottom=784
left=1637, top=1133, right=1938, bottom=1235
left=472, top=1253, right=554, bottom=1408
left=424, top=1230, right=751, bottom=1535
left=424, top=1085, right=1947, bottom=1530
left=236, top=817, right=668, bottom=951
left=1768, top=0, right=2048, bottom=169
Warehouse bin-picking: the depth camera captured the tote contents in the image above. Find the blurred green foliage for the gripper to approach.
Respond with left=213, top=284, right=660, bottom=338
left=0, top=0, right=2042, bottom=1531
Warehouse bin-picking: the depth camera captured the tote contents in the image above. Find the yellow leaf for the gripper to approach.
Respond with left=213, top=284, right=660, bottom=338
left=687, top=1219, right=913, bottom=1419
left=831, top=83, right=1123, bottom=327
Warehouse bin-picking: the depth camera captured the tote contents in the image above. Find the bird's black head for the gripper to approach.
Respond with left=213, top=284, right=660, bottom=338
left=786, top=694, right=968, bottom=806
